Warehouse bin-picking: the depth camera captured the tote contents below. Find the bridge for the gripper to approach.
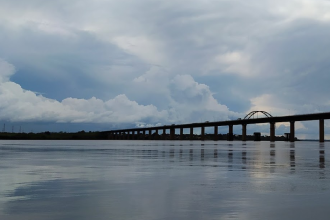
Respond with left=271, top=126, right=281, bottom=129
left=108, top=111, right=330, bottom=142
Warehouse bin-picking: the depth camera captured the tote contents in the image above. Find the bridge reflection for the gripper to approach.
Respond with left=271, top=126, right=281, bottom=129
left=107, top=143, right=326, bottom=178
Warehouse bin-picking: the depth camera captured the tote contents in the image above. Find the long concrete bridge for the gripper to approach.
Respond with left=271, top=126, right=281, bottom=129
left=108, top=111, right=330, bottom=142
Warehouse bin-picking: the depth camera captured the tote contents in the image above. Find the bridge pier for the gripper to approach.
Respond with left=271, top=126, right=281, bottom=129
left=320, top=119, right=324, bottom=142
left=149, top=129, right=152, bottom=140
left=290, top=121, right=295, bottom=142
left=162, top=128, right=166, bottom=140
left=190, top=127, right=194, bottom=140
left=270, top=122, right=275, bottom=142
left=180, top=128, right=184, bottom=140
left=170, top=127, right=175, bottom=140
left=201, top=126, right=205, bottom=141
left=214, top=126, right=218, bottom=141
left=228, top=125, right=233, bottom=141
left=154, top=129, right=158, bottom=140
left=142, top=130, right=146, bottom=140
left=242, top=124, right=246, bottom=141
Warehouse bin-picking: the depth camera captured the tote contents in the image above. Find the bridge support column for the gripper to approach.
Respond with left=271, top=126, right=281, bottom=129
left=214, top=126, right=218, bottom=141
left=201, top=126, right=205, bottom=141
left=154, top=129, right=158, bottom=140
left=320, top=119, right=324, bottom=143
left=149, top=129, right=152, bottom=140
left=162, top=128, right=166, bottom=140
left=170, top=128, right=175, bottom=140
left=180, top=128, right=184, bottom=140
left=242, top=124, right=247, bottom=141
left=228, top=125, right=233, bottom=141
left=270, top=122, right=275, bottom=142
left=290, top=121, right=295, bottom=142
left=190, top=127, right=194, bottom=140
left=142, top=130, right=146, bottom=140
left=136, top=131, right=140, bottom=140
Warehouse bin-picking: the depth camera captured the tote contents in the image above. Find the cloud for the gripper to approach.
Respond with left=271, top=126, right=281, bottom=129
left=0, top=59, right=238, bottom=128
left=213, top=51, right=254, bottom=77
left=168, top=74, right=235, bottom=123
left=169, top=74, right=231, bottom=114
left=0, top=59, right=168, bottom=125
left=0, top=0, right=330, bottom=136
left=0, top=59, right=15, bottom=82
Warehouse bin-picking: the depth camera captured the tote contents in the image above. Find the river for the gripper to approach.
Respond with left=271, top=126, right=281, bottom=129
left=0, top=140, right=329, bottom=219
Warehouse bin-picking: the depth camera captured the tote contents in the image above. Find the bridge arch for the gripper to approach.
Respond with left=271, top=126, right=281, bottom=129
left=244, top=111, right=273, bottom=119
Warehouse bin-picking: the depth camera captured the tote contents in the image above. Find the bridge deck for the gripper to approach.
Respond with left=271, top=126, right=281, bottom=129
left=109, top=112, right=330, bottom=132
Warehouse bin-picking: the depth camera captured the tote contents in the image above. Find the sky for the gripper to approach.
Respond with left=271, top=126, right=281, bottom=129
left=0, top=0, right=330, bottom=138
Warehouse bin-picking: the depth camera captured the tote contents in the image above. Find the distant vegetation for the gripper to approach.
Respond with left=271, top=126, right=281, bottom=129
left=0, top=131, right=109, bottom=140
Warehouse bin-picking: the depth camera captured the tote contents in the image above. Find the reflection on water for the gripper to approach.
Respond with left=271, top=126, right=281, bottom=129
left=320, top=144, right=325, bottom=169
left=319, top=143, right=325, bottom=179
left=270, top=143, right=275, bottom=173
left=242, top=145, right=247, bottom=170
left=290, top=143, right=295, bottom=174
left=0, top=140, right=330, bottom=220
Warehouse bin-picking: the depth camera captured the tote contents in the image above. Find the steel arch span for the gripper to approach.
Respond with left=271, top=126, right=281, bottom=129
left=244, top=111, right=273, bottom=119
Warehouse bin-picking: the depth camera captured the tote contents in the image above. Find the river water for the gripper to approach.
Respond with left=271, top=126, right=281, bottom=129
left=0, top=140, right=329, bottom=220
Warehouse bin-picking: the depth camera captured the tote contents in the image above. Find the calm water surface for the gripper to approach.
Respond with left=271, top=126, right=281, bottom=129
left=0, top=140, right=329, bottom=220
